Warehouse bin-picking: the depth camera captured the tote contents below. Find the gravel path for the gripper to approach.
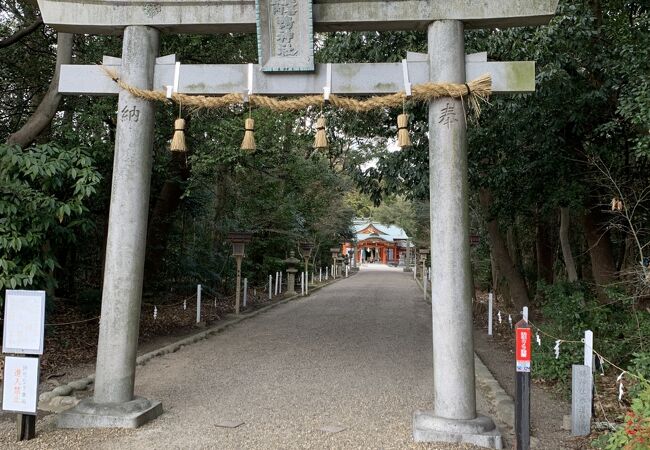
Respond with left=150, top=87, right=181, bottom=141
left=1, top=266, right=501, bottom=449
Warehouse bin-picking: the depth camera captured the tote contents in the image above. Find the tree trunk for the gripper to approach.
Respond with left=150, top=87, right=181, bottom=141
left=479, top=188, right=530, bottom=312
left=506, top=226, right=521, bottom=271
left=144, top=153, right=190, bottom=286
left=6, top=32, right=73, bottom=148
left=536, top=213, right=554, bottom=285
left=490, top=251, right=498, bottom=293
left=559, top=207, right=579, bottom=282
left=620, top=234, right=635, bottom=274
left=582, top=205, right=617, bottom=293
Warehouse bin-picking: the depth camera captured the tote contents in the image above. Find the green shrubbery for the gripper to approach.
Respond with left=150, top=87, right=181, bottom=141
left=532, top=282, right=650, bottom=386
left=594, top=381, right=650, bottom=450
left=530, top=281, right=650, bottom=447
left=0, top=143, right=100, bottom=299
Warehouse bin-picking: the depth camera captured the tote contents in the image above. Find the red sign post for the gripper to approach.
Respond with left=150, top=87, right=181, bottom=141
left=515, top=318, right=531, bottom=450
left=516, top=327, right=532, bottom=373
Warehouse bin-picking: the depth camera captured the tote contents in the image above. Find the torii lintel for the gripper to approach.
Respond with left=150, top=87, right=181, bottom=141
left=37, top=0, right=560, bottom=34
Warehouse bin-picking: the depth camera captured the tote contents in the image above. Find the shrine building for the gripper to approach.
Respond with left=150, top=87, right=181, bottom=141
left=342, top=219, right=411, bottom=266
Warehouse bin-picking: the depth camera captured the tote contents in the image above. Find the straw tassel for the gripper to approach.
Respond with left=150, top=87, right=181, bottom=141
left=314, top=116, right=328, bottom=150
left=397, top=113, right=411, bottom=148
left=170, top=118, right=187, bottom=152
left=241, top=117, right=256, bottom=151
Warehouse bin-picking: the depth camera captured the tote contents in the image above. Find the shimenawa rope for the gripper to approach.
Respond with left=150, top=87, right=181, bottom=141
left=101, top=66, right=491, bottom=114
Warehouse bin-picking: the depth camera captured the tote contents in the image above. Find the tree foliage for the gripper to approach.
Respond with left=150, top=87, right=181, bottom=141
left=0, top=143, right=100, bottom=294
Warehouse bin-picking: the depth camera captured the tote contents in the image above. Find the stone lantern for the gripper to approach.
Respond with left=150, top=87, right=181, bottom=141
left=394, top=238, right=406, bottom=267
left=419, top=248, right=430, bottom=282
left=404, top=239, right=413, bottom=272
left=329, top=247, right=340, bottom=278
left=228, top=231, right=253, bottom=315
left=299, top=242, right=314, bottom=275
left=351, top=240, right=358, bottom=268
left=284, top=251, right=301, bottom=295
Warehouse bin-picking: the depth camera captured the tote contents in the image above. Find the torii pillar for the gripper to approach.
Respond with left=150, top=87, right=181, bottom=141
left=412, top=20, right=500, bottom=446
left=58, top=25, right=163, bottom=428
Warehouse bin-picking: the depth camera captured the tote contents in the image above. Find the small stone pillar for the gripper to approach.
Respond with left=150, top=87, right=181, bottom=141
left=285, top=251, right=300, bottom=295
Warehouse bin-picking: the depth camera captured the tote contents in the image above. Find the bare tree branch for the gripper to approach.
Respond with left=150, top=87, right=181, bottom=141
left=0, top=17, right=43, bottom=49
left=6, top=32, right=73, bottom=148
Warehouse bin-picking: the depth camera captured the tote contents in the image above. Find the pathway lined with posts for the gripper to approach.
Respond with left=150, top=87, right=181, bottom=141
left=0, top=265, right=498, bottom=449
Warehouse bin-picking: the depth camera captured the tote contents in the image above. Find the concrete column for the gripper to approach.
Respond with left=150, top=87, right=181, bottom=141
left=413, top=20, right=500, bottom=447
left=58, top=25, right=162, bottom=429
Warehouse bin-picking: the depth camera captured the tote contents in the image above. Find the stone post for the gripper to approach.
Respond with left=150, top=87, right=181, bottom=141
left=413, top=20, right=501, bottom=447
left=59, top=25, right=162, bottom=428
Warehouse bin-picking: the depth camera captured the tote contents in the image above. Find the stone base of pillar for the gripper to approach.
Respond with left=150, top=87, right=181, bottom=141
left=403, top=267, right=412, bottom=272
left=58, top=397, right=162, bottom=429
left=413, top=412, right=502, bottom=449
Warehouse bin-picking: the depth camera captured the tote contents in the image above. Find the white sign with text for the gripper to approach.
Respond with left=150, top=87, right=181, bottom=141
left=2, top=290, right=46, bottom=355
left=2, top=356, right=39, bottom=414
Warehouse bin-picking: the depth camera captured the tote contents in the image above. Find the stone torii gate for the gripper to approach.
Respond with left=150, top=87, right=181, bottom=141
left=38, top=0, right=558, bottom=446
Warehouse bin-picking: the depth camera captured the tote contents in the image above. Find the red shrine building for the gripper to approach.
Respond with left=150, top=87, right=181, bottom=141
left=341, top=219, right=411, bottom=265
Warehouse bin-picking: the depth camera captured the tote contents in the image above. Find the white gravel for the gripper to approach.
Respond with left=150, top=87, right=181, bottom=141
left=0, top=266, right=501, bottom=449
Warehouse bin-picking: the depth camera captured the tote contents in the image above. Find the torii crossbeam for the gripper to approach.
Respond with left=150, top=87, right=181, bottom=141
left=60, top=55, right=535, bottom=96
left=40, top=1, right=559, bottom=447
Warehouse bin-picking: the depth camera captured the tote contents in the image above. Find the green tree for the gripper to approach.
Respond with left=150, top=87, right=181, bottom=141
left=0, top=143, right=100, bottom=296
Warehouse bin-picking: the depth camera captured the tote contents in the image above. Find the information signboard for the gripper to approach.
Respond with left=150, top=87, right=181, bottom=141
left=516, top=327, right=532, bottom=372
left=2, top=290, right=46, bottom=355
left=2, top=356, right=40, bottom=414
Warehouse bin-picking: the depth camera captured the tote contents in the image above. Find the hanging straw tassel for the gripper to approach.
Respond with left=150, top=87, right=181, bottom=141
left=314, top=116, right=328, bottom=150
left=170, top=118, right=187, bottom=152
left=397, top=113, right=411, bottom=148
left=241, top=117, right=256, bottom=151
